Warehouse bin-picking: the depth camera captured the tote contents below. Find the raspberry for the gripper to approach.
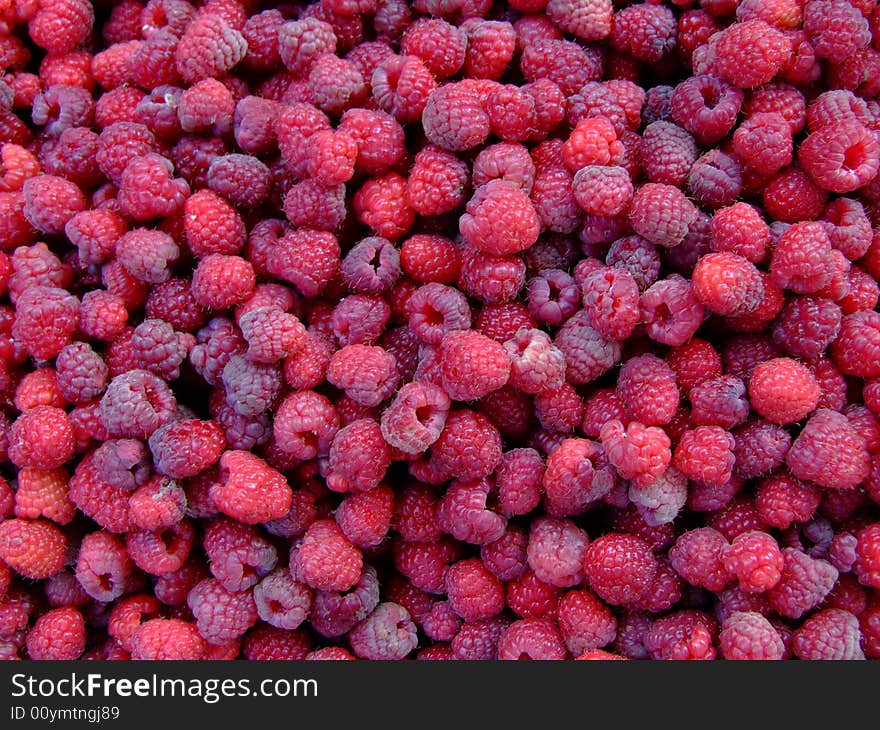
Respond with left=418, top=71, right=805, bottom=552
left=628, top=183, right=698, bottom=249
left=21, top=174, right=86, bottom=235
left=293, top=519, right=362, bottom=593
left=175, top=13, right=247, bottom=84
left=854, top=524, right=880, bottom=589
left=671, top=75, right=743, bottom=147
left=799, top=121, right=880, bottom=195
left=0, top=518, right=66, bottom=579
left=638, top=121, right=698, bottom=188
left=583, top=533, right=657, bottom=606
left=326, top=419, right=390, bottom=493
left=554, top=311, right=621, bottom=385
left=615, top=354, right=678, bottom=427
left=99, top=369, right=176, bottom=440
left=732, top=113, right=793, bottom=178
left=335, top=484, right=393, bottom=548
left=129, top=619, right=205, bottom=660
left=525, top=517, right=588, bottom=589
left=719, top=611, right=784, bottom=660
left=187, top=578, right=257, bottom=645
left=714, top=20, right=791, bottom=89
left=459, top=180, right=540, bottom=257
left=26, top=607, right=84, bottom=659
left=430, top=409, right=501, bottom=481
left=14, top=467, right=75, bottom=525
left=279, top=18, right=336, bottom=75
left=422, top=84, right=491, bottom=152
left=767, top=548, right=838, bottom=619
left=401, top=18, right=467, bottom=79
left=349, top=602, right=418, bottom=660
left=645, top=610, right=718, bottom=660
left=792, top=608, right=864, bottom=660
left=445, top=558, right=505, bottom=622
left=692, top=252, right=764, bottom=317
left=747, top=358, right=820, bottom=426
left=146, top=419, right=224, bottom=481
left=438, top=330, right=510, bottom=402
left=252, top=569, right=313, bottom=631
left=804, top=0, right=871, bottom=64
left=830, top=311, right=880, bottom=378
left=495, top=618, right=567, bottom=660
left=722, top=530, right=784, bottom=594
left=339, top=108, right=406, bottom=176
left=8, top=404, right=74, bottom=471
left=611, top=3, right=676, bottom=63
left=128, top=477, right=186, bottom=531
left=75, top=530, right=132, bottom=601
left=28, top=0, right=93, bottom=55
left=543, top=437, right=615, bottom=516
left=405, top=147, right=469, bottom=218
left=786, top=409, right=870, bottom=491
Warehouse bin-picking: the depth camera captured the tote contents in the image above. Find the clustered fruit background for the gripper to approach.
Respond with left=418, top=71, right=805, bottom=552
left=0, top=0, right=878, bottom=661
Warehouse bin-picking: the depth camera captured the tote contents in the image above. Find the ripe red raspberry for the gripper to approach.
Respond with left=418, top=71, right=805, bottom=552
left=206, top=154, right=270, bottom=209
left=733, top=113, right=793, bottom=178
left=26, top=606, right=85, bottom=660
left=439, top=330, right=510, bottom=402
left=669, top=527, right=731, bottom=592
left=638, top=121, right=698, bottom=187
left=349, top=602, right=418, bottom=660
left=28, top=0, right=93, bottom=55
left=202, top=517, right=277, bottom=592
left=767, top=548, right=838, bottom=619
left=210, top=450, right=291, bottom=524
left=14, top=467, right=75, bottom=525
left=616, top=354, right=678, bottom=427
left=326, top=419, right=390, bottom=493
left=422, top=83, right=490, bottom=152
left=405, top=146, right=469, bottom=218
left=792, top=608, right=864, bottom=660
left=732, top=419, right=791, bottom=481
left=496, top=618, right=567, bottom=660
left=372, top=55, right=437, bottom=123
left=278, top=18, right=336, bottom=75
left=714, top=20, right=791, bottom=89
left=430, top=409, right=501, bottom=482
left=628, top=183, right=698, bottom=249
left=561, top=118, right=620, bottom=172
left=854, top=524, right=880, bottom=589
left=804, top=0, right=871, bottom=64
left=771, top=295, right=841, bottom=361
left=710, top=202, right=770, bottom=264
left=503, top=328, right=564, bottom=395
left=583, top=533, right=657, bottom=606
left=554, top=311, right=621, bottom=386
left=335, top=484, right=393, bottom=549
left=722, top=531, right=784, bottom=594
left=401, top=18, right=467, bottom=79
left=437, top=479, right=506, bottom=546
left=9, top=406, right=74, bottom=470
left=459, top=180, right=540, bottom=256
left=525, top=517, right=588, bottom=588
left=187, top=578, right=257, bottom=645
left=445, top=558, right=504, bottom=622
left=674, top=425, right=736, bottom=487
left=253, top=569, right=313, bottom=631
left=692, top=252, right=764, bottom=316
left=460, top=19, right=515, bottom=80
left=353, top=173, right=414, bottom=241
left=670, top=75, right=743, bottom=146
left=327, top=345, right=398, bottom=408
left=192, top=254, right=255, bottom=311
left=830, top=311, right=880, bottom=378
left=399, top=236, right=460, bottom=287
left=21, top=174, right=86, bottom=235
left=719, top=611, right=784, bottom=660
left=75, top=530, right=132, bottom=601
left=117, top=154, right=189, bottom=222
left=747, top=358, right=820, bottom=425
left=339, top=108, right=406, bottom=175
left=601, top=416, right=672, bottom=489
left=580, top=266, right=639, bottom=342
left=147, top=419, right=225, bottom=481
left=786, top=409, right=870, bottom=491
left=799, top=121, right=880, bottom=194
left=543, top=437, right=614, bottom=517
left=178, top=79, right=234, bottom=135
left=611, top=3, right=676, bottom=62
left=115, top=229, right=179, bottom=286
left=129, top=618, right=205, bottom=660
left=380, top=381, right=450, bottom=454
left=128, top=477, right=186, bottom=531
left=0, top=518, right=66, bottom=579
left=546, top=0, right=611, bottom=41
left=175, top=13, right=247, bottom=83
left=557, top=589, right=616, bottom=655
left=293, top=519, right=362, bottom=593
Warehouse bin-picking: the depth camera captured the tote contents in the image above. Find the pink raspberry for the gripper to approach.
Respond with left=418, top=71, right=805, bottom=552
left=75, top=530, right=132, bottom=602
left=748, top=358, right=820, bottom=425
left=439, top=330, right=510, bottom=402
left=583, top=533, right=657, bottom=606
left=293, top=519, right=362, bottom=593
left=400, top=18, right=467, bottom=79
left=117, top=154, right=189, bottom=222
left=178, top=78, right=235, bottom=135
left=21, top=174, right=86, bottom=235
left=459, top=180, right=540, bottom=257
left=628, top=183, right=698, bottom=248
left=722, top=531, right=784, bottom=594
left=437, top=479, right=506, bottom=546
left=445, top=558, right=505, bottom=622
left=187, top=578, right=257, bottom=645
left=674, top=426, right=736, bottom=487
left=786, top=409, right=871, bottom=491
left=804, top=0, right=871, bottom=64
left=192, top=254, right=256, bottom=311
left=526, top=517, right=588, bottom=588
left=372, top=55, right=436, bottom=123
left=611, top=3, right=676, bottom=62
left=692, top=252, right=764, bottom=316
left=830, top=311, right=880, bottom=378
left=379, top=381, right=450, bottom=454
left=669, top=527, right=731, bottom=592
left=629, top=465, right=688, bottom=527
left=422, top=83, right=490, bottom=152
left=733, top=113, right=793, bottom=178
left=326, top=419, right=390, bottom=493
left=547, top=0, right=611, bottom=41
left=799, top=121, right=880, bottom=194
left=340, top=236, right=400, bottom=295
left=543, top=437, right=614, bottom=517
left=733, top=419, right=791, bottom=480
left=129, top=619, right=205, bottom=660
left=497, top=618, right=567, bottom=660
left=714, top=20, right=791, bottom=89
left=429, top=409, right=501, bottom=481
left=554, top=311, right=621, bottom=386
left=767, top=548, right=838, bottom=619
left=670, top=75, right=743, bottom=146
left=503, top=328, right=565, bottom=395
left=854, top=524, right=880, bottom=589
left=0, top=518, right=66, bottom=580
left=792, top=608, right=864, bottom=660
left=175, top=13, right=248, bottom=83
left=9, top=406, right=74, bottom=470
left=184, top=189, right=246, bottom=257
left=600, top=420, right=672, bottom=489
left=616, top=354, right=678, bottom=427
left=210, top=450, right=291, bottom=524
left=148, top=419, right=225, bottom=481
left=719, top=611, right=784, bottom=660
left=279, top=18, right=336, bottom=75
left=335, top=485, right=393, bottom=549
left=349, top=602, right=418, bottom=660
left=405, top=146, right=469, bottom=217
left=580, top=266, right=639, bottom=342
left=638, top=275, right=704, bottom=347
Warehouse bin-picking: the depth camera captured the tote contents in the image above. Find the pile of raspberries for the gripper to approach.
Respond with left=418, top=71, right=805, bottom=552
left=0, top=0, right=879, bottom=662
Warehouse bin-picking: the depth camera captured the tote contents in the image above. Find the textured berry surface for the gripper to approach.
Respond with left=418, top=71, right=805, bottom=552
left=0, top=0, right=877, bottom=665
